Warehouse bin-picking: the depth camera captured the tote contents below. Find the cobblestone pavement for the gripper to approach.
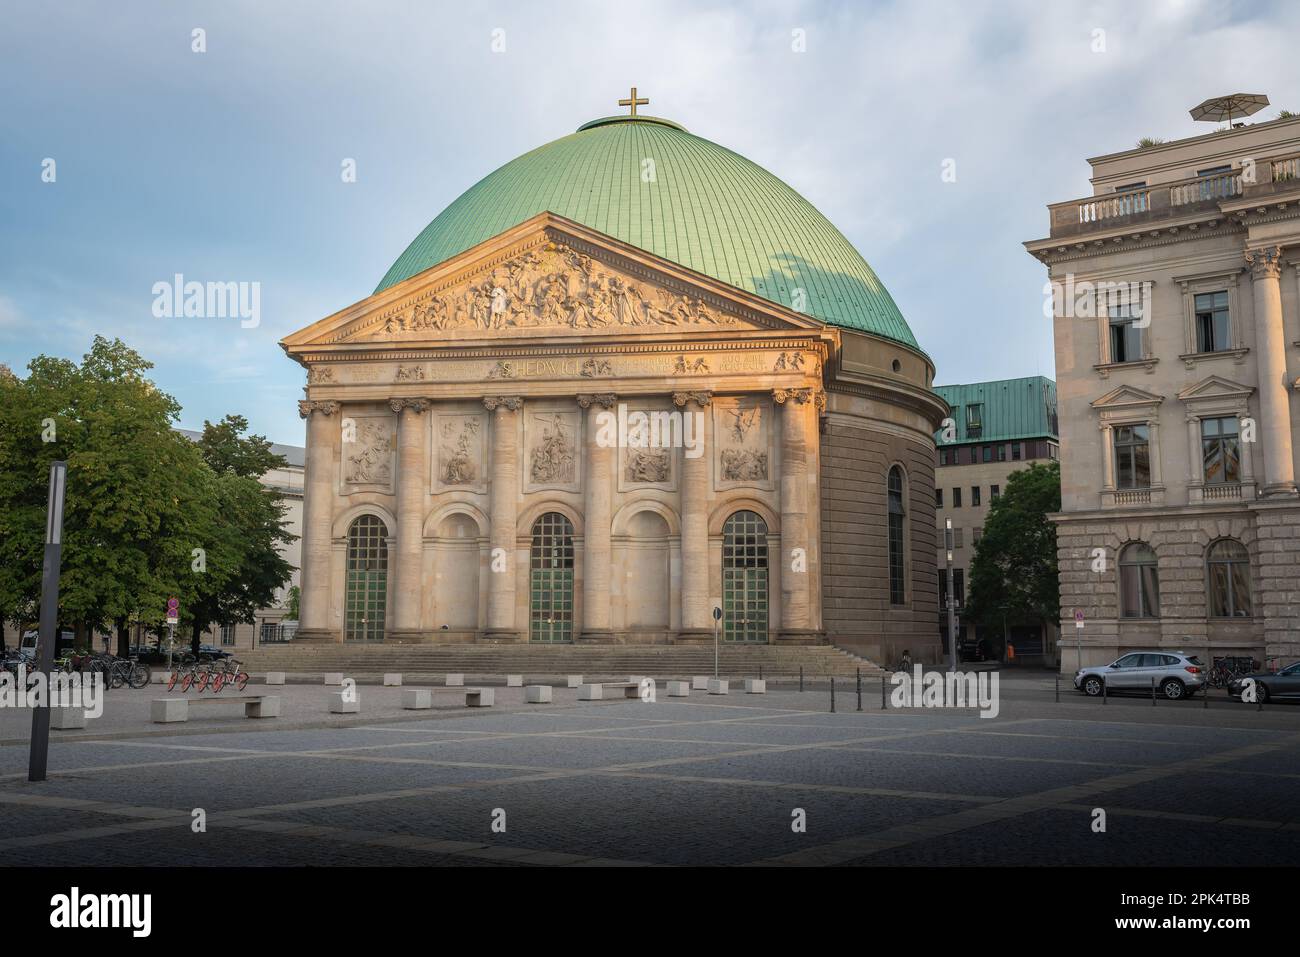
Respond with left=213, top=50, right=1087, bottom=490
left=1, top=679, right=1297, bottom=866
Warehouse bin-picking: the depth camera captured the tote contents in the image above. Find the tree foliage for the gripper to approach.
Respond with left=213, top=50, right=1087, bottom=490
left=964, top=461, right=1061, bottom=629
left=0, top=338, right=295, bottom=653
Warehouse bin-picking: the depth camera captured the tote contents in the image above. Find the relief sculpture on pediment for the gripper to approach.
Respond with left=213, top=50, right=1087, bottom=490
left=358, top=241, right=740, bottom=339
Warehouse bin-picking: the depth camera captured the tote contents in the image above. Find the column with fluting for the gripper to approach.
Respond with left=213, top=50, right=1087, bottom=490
left=1245, top=246, right=1298, bottom=496
left=389, top=398, right=428, bottom=638
left=674, top=391, right=712, bottom=639
left=774, top=388, right=814, bottom=641
left=297, top=400, right=341, bottom=641
left=578, top=393, right=617, bottom=641
left=484, top=396, right=523, bottom=639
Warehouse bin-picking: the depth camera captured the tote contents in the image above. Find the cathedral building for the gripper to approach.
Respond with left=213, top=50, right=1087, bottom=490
left=282, top=96, right=946, bottom=662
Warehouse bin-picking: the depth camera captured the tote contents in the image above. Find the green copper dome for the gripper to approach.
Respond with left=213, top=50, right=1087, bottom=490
left=376, top=114, right=918, bottom=347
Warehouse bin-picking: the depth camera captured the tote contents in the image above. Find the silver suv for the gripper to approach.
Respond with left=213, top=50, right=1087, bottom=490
left=1075, top=651, right=1206, bottom=700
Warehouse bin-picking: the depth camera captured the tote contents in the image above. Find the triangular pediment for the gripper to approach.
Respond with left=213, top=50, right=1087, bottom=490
left=1091, top=384, right=1165, bottom=410
left=282, top=213, right=822, bottom=354
left=1176, top=374, right=1254, bottom=403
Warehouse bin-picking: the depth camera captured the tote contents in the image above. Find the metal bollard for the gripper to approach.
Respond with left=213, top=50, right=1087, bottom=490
left=1054, top=676, right=1059, bottom=703
left=1151, top=676, right=1157, bottom=706
left=1103, top=678, right=1107, bottom=705
left=1204, top=686, right=1208, bottom=710
left=856, top=668, right=863, bottom=712
left=881, top=673, right=887, bottom=710
left=799, top=665, right=804, bottom=693
left=830, top=676, right=836, bottom=713
left=759, top=665, right=763, bottom=681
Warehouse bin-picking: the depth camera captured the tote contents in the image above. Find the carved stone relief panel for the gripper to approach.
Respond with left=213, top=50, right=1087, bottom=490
left=616, top=401, right=681, bottom=493
left=433, top=411, right=488, bottom=494
left=524, top=408, right=582, bottom=493
left=712, top=395, right=774, bottom=492
left=340, top=413, right=395, bottom=494
left=347, top=239, right=744, bottom=341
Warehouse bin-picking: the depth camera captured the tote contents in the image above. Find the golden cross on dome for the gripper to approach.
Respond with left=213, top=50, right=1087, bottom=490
left=618, top=87, right=648, bottom=117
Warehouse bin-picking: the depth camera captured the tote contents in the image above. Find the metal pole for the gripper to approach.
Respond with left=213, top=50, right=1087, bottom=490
left=713, top=617, right=719, bottom=680
left=1054, top=676, right=1059, bottom=703
left=856, top=667, right=862, bottom=712
left=945, top=520, right=957, bottom=673
left=799, top=665, right=803, bottom=692
left=880, top=673, right=886, bottom=710
left=29, top=462, right=67, bottom=783
left=829, top=675, right=835, bottom=713
left=1151, top=675, right=1156, bottom=706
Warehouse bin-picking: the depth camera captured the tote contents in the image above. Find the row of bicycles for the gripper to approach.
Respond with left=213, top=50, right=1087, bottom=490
left=0, top=649, right=152, bottom=689
left=166, top=654, right=249, bottom=693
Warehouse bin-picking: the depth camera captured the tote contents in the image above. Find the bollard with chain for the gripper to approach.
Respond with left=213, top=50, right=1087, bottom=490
left=830, top=675, right=836, bottom=713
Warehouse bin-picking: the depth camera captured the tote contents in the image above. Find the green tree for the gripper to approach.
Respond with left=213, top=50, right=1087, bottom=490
left=184, top=416, right=295, bottom=654
left=964, top=461, right=1061, bottom=636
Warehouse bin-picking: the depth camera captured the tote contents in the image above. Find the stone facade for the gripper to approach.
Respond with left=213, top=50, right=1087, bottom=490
left=1027, top=116, right=1300, bottom=672
left=282, top=214, right=947, bottom=653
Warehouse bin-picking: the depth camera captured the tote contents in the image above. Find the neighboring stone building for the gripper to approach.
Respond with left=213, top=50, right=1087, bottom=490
left=933, top=377, right=1060, bottom=665
left=1025, top=113, right=1300, bottom=673
left=280, top=101, right=947, bottom=661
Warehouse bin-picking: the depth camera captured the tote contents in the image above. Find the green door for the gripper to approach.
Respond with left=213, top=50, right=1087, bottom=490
left=722, top=510, right=769, bottom=642
left=529, top=512, right=574, bottom=642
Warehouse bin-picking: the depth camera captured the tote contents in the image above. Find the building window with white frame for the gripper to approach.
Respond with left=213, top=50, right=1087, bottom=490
left=1193, top=291, right=1230, bottom=353
left=1200, top=417, right=1240, bottom=485
left=965, top=403, right=983, bottom=439
left=1113, top=425, right=1151, bottom=489
left=1206, top=539, right=1251, bottom=618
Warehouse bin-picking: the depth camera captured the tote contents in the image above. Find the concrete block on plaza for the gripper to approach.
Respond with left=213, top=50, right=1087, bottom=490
left=691, top=676, right=709, bottom=691
left=50, top=707, right=87, bottom=730
left=328, top=691, right=359, bottom=713
left=265, top=672, right=286, bottom=685
left=566, top=675, right=583, bottom=688
left=667, top=680, right=690, bottom=697
left=151, top=698, right=188, bottom=723
left=707, top=678, right=729, bottom=695
left=323, top=673, right=344, bottom=686
left=151, top=671, right=169, bottom=684
left=577, top=683, right=603, bottom=701
left=446, top=673, right=465, bottom=687
left=744, top=679, right=766, bottom=694
left=402, top=689, right=433, bottom=710
left=525, top=684, right=552, bottom=704
left=506, top=674, right=523, bottom=687
left=466, top=688, right=494, bottom=708
left=383, top=673, right=403, bottom=687
left=246, top=695, right=280, bottom=718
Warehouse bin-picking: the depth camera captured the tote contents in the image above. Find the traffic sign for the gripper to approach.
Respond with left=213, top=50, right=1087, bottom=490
left=1074, top=608, right=1084, bottom=630
left=167, top=596, right=179, bottom=625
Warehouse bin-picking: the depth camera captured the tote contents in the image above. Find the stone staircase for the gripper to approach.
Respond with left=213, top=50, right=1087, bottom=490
left=239, top=642, right=881, bottom=681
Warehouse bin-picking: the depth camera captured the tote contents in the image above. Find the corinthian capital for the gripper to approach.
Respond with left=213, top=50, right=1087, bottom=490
left=483, top=395, right=523, bottom=412
left=772, top=387, right=815, bottom=405
left=672, top=390, right=712, bottom=409
left=388, top=398, right=429, bottom=414
left=576, top=392, right=618, bottom=409
left=298, top=400, right=341, bottom=418
left=1246, top=246, right=1283, bottom=281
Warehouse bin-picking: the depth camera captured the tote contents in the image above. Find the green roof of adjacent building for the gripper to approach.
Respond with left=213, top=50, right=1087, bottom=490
left=933, top=376, right=1058, bottom=445
left=376, top=114, right=919, bottom=347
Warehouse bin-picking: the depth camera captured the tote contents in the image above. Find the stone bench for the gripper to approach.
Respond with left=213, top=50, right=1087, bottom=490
left=50, top=707, right=87, bottom=730
left=566, top=675, right=583, bottom=688
left=603, top=680, right=653, bottom=700
left=667, top=680, right=690, bottom=698
left=691, top=676, right=710, bottom=691
left=383, top=673, right=402, bottom=687
left=525, top=685, right=552, bottom=704
left=707, top=679, right=729, bottom=695
left=744, top=678, right=766, bottom=694
left=401, top=687, right=493, bottom=709
left=506, top=675, right=523, bottom=687
left=152, top=695, right=279, bottom=724
left=265, top=672, right=286, bottom=685
left=577, top=683, right=603, bottom=701
left=323, top=673, right=344, bottom=686
left=446, top=674, right=465, bottom=687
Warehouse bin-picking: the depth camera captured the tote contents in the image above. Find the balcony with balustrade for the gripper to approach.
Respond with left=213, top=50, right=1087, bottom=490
left=1045, top=154, right=1300, bottom=240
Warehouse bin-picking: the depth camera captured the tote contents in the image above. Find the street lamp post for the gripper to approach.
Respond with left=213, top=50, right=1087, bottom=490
left=945, top=519, right=957, bottom=673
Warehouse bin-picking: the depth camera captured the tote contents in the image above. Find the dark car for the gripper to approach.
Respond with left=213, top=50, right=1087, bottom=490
left=196, top=644, right=233, bottom=661
left=1228, top=661, right=1300, bottom=704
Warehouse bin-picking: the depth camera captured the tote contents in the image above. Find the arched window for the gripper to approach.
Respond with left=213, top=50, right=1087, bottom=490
left=345, top=515, right=389, bottom=641
left=722, top=510, right=769, bottom=642
left=529, top=512, right=574, bottom=642
left=1207, top=539, right=1251, bottom=617
left=1119, top=542, right=1159, bottom=619
left=887, top=466, right=906, bottom=605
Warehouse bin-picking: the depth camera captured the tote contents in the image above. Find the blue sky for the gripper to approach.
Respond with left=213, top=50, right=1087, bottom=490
left=2, top=0, right=1296, bottom=446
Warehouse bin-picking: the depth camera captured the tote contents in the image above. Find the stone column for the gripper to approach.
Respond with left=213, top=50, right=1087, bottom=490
left=1186, top=415, right=1201, bottom=485
left=389, top=398, right=428, bottom=640
left=577, top=393, right=617, bottom=641
left=774, top=388, right=817, bottom=643
left=297, top=400, right=341, bottom=642
left=1147, top=417, right=1163, bottom=488
left=484, top=396, right=523, bottom=640
left=1100, top=423, right=1115, bottom=492
left=674, top=391, right=712, bottom=640
left=1245, top=246, right=1298, bottom=496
